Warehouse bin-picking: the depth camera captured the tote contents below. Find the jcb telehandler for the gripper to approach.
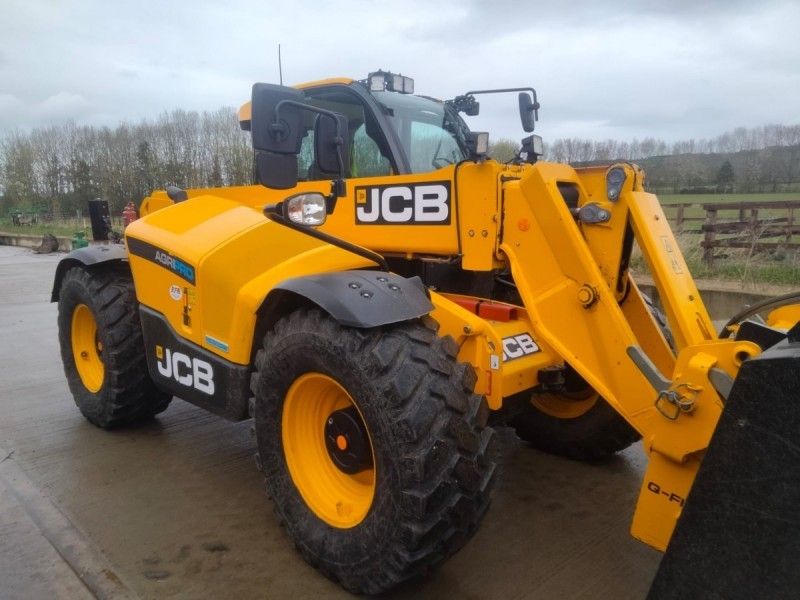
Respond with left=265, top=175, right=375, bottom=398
left=52, top=71, right=800, bottom=596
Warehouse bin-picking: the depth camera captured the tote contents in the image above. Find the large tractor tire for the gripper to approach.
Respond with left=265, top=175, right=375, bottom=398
left=250, top=309, right=497, bottom=594
left=57, top=265, right=172, bottom=428
left=511, top=295, right=671, bottom=461
left=510, top=384, right=641, bottom=462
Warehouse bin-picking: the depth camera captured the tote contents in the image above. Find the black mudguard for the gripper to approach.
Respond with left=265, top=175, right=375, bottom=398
left=649, top=325, right=800, bottom=599
left=140, top=306, right=251, bottom=421
left=51, top=244, right=128, bottom=302
left=268, top=270, right=434, bottom=328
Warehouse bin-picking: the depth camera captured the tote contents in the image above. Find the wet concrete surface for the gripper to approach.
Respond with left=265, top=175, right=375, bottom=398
left=0, top=246, right=661, bottom=599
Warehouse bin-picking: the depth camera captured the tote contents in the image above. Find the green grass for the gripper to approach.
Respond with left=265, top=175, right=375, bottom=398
left=657, top=192, right=800, bottom=224
left=631, top=230, right=800, bottom=287
left=0, top=216, right=125, bottom=238
left=658, top=192, right=799, bottom=205
left=0, top=218, right=84, bottom=237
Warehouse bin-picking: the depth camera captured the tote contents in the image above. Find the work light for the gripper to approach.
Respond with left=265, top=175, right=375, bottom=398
left=369, top=73, right=386, bottom=92
left=367, top=70, right=414, bottom=94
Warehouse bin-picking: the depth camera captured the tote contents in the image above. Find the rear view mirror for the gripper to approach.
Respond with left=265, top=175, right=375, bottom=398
left=314, top=113, right=350, bottom=176
left=251, top=83, right=304, bottom=189
left=519, top=92, right=536, bottom=133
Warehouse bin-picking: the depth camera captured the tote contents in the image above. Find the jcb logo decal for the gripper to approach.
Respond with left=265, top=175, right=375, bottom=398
left=502, top=333, right=540, bottom=362
left=156, top=345, right=215, bottom=395
left=355, top=182, right=451, bottom=225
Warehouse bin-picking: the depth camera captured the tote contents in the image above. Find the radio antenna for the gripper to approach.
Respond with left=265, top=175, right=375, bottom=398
left=278, top=43, right=283, bottom=85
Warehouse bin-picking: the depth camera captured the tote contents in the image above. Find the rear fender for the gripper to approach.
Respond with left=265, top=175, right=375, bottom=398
left=51, top=244, right=128, bottom=302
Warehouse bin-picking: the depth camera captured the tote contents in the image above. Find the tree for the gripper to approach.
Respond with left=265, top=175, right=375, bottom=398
left=715, top=160, right=735, bottom=192
left=488, top=139, right=518, bottom=163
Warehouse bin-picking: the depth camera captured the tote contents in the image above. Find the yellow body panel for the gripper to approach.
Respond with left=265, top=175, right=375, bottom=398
left=429, top=293, right=558, bottom=409
left=127, top=194, right=370, bottom=364
left=767, top=305, right=800, bottom=330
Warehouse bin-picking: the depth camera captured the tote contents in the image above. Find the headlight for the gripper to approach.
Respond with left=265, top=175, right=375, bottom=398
left=606, top=166, right=627, bottom=202
left=285, top=193, right=327, bottom=226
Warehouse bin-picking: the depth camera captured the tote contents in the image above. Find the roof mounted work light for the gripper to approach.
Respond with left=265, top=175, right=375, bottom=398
left=367, top=70, right=414, bottom=94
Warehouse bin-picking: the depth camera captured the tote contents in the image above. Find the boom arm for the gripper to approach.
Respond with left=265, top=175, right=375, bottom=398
left=500, top=162, right=760, bottom=549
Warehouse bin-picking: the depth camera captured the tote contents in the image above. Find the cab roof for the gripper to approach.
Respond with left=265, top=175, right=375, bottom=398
left=238, top=77, right=355, bottom=129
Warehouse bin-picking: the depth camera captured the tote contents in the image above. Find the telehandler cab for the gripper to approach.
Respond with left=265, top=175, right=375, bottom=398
left=52, top=70, right=800, bottom=596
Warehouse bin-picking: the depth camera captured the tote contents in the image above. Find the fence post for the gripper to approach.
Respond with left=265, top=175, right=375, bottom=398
left=749, top=209, right=759, bottom=244
left=703, top=207, right=717, bottom=268
left=787, top=207, right=794, bottom=245
left=676, top=205, right=685, bottom=233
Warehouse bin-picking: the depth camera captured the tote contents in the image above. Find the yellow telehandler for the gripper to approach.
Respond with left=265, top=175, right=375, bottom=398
left=52, top=70, right=800, bottom=596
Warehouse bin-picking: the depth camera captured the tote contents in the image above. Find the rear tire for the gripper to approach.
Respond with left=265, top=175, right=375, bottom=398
left=250, top=309, right=497, bottom=594
left=57, top=265, right=172, bottom=428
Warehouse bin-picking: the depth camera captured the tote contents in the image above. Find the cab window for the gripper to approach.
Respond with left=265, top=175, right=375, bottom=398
left=298, top=89, right=394, bottom=181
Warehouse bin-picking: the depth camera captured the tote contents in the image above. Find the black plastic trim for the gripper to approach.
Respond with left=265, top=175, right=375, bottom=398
left=126, top=237, right=196, bottom=284
left=50, top=244, right=128, bottom=302
left=269, top=270, right=433, bottom=328
left=139, top=306, right=250, bottom=421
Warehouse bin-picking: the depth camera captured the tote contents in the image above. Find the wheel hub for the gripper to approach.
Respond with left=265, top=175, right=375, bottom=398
left=324, top=406, right=373, bottom=474
left=71, top=303, right=104, bottom=393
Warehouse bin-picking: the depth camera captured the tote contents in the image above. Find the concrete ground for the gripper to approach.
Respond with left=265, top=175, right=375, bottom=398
left=0, top=245, right=661, bottom=599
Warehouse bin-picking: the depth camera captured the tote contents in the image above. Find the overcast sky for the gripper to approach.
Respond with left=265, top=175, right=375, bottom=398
left=1, top=0, right=798, bottom=143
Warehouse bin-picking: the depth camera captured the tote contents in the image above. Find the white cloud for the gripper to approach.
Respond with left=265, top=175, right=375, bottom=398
left=0, top=0, right=797, bottom=142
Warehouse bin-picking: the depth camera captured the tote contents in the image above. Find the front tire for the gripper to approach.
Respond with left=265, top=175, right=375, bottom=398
left=57, top=265, right=172, bottom=428
left=250, top=309, right=497, bottom=594
left=510, top=387, right=640, bottom=461
left=510, top=295, right=672, bottom=461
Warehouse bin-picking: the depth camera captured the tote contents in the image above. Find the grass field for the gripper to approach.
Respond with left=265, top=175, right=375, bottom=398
left=631, top=232, right=800, bottom=287
left=637, top=191, right=800, bottom=286
left=658, top=192, right=800, bottom=205
left=0, top=216, right=125, bottom=238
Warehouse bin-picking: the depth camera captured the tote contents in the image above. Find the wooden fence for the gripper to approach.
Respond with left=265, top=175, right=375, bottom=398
left=661, top=200, right=800, bottom=266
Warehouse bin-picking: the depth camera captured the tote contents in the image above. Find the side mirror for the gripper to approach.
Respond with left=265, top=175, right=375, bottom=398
left=314, top=113, right=351, bottom=176
left=518, top=92, right=536, bottom=133
left=251, top=83, right=304, bottom=189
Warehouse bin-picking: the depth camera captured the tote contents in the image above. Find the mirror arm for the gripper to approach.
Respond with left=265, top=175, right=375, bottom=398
left=263, top=201, right=283, bottom=217
left=263, top=204, right=389, bottom=272
left=461, top=87, right=540, bottom=121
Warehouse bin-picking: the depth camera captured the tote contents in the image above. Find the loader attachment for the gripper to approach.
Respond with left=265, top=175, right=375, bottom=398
left=648, top=324, right=800, bottom=599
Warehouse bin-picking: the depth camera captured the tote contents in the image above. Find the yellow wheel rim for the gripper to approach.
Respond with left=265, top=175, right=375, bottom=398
left=282, top=372, right=376, bottom=528
left=531, top=391, right=599, bottom=419
left=71, top=304, right=104, bottom=393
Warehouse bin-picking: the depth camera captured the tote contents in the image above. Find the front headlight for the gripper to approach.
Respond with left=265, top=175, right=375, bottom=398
left=286, top=193, right=327, bottom=226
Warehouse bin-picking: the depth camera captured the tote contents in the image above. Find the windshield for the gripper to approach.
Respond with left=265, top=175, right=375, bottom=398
left=373, top=91, right=467, bottom=173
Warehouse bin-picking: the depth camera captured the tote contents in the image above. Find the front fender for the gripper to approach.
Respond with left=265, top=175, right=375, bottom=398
left=269, top=270, right=433, bottom=328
